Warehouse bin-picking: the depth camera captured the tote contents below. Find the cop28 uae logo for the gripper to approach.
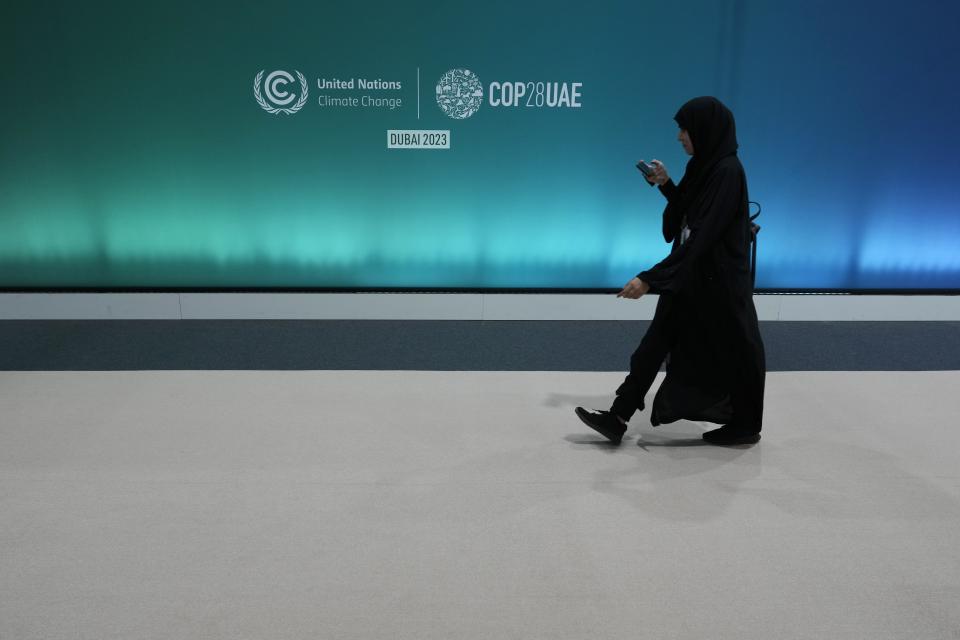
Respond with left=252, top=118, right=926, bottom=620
left=435, top=69, right=483, bottom=119
left=254, top=70, right=309, bottom=115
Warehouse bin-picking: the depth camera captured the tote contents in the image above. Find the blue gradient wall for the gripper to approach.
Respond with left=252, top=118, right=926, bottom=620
left=1, top=1, right=958, bottom=290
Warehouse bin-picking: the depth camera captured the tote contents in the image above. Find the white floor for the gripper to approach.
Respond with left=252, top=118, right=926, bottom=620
left=1, top=370, right=959, bottom=640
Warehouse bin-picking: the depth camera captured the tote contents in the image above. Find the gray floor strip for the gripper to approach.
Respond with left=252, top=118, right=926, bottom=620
left=2, top=320, right=958, bottom=371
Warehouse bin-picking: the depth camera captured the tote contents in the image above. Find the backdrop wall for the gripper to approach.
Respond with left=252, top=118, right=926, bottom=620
left=2, top=1, right=958, bottom=290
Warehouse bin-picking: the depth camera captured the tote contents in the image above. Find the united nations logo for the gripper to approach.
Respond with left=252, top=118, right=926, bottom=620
left=436, top=69, right=484, bottom=119
left=254, top=69, right=309, bottom=115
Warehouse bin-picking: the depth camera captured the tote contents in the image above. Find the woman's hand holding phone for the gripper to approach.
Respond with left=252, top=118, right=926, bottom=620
left=649, top=159, right=669, bottom=185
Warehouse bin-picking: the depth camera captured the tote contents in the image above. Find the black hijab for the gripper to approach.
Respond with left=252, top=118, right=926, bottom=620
left=673, top=96, right=739, bottom=210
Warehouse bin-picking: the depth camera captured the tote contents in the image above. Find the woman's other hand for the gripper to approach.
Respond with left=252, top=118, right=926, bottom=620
left=617, top=277, right=651, bottom=299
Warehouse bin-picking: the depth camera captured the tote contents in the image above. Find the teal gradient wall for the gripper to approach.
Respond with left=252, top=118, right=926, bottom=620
left=2, top=1, right=958, bottom=289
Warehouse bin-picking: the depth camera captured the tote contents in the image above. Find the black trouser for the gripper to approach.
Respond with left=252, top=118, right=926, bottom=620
left=609, top=293, right=766, bottom=431
left=609, top=294, right=679, bottom=422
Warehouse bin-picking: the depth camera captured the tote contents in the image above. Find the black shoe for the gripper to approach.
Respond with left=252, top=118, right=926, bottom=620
left=702, top=425, right=761, bottom=446
left=575, top=407, right=627, bottom=444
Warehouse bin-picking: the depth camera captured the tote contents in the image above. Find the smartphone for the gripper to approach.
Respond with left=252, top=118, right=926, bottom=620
left=636, top=160, right=655, bottom=177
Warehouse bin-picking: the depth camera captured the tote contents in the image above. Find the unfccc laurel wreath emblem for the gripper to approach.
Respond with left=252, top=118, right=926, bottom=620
left=254, top=70, right=309, bottom=115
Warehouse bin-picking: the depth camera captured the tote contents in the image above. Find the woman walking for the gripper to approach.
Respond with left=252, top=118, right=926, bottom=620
left=576, top=96, right=766, bottom=446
